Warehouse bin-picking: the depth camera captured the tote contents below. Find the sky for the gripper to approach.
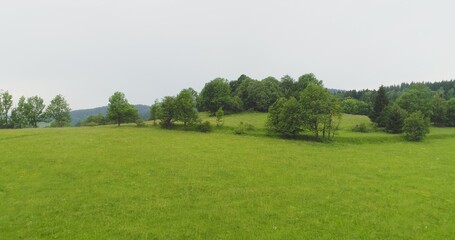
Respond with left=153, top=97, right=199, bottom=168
left=1, top=0, right=454, bottom=110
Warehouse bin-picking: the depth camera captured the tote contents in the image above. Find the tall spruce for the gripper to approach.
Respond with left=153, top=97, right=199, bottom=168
left=370, top=85, right=388, bottom=126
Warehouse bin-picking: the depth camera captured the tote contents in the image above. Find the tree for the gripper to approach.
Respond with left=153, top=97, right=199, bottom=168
left=280, top=75, right=295, bottom=98
left=0, top=91, right=13, bottom=128
left=150, top=99, right=161, bottom=125
left=296, top=73, right=323, bottom=93
left=447, top=98, right=455, bottom=127
left=176, top=89, right=198, bottom=127
left=403, top=111, right=430, bottom=141
left=11, top=96, right=28, bottom=129
left=369, top=85, right=388, bottom=126
left=341, top=98, right=371, bottom=115
left=24, top=96, right=46, bottom=128
left=159, top=96, right=177, bottom=128
left=384, top=104, right=407, bottom=134
left=261, top=76, right=282, bottom=109
left=107, top=92, right=139, bottom=126
left=46, top=94, right=71, bottom=127
left=397, top=84, right=433, bottom=118
left=267, top=97, right=302, bottom=137
left=431, top=90, right=448, bottom=126
left=199, top=78, right=236, bottom=114
left=300, top=84, right=341, bottom=140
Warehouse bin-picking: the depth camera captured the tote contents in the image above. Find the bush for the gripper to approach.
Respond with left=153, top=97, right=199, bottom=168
left=196, top=121, right=212, bottom=132
left=352, top=123, right=370, bottom=133
left=234, top=122, right=246, bottom=135
left=234, top=122, right=254, bottom=135
left=403, top=111, right=430, bottom=141
left=136, top=119, right=146, bottom=127
left=384, top=104, right=407, bottom=134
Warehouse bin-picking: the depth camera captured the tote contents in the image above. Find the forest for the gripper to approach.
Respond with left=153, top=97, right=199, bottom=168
left=2, top=75, right=455, bottom=142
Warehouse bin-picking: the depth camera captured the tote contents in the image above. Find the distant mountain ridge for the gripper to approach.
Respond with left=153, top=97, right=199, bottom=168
left=70, top=104, right=150, bottom=126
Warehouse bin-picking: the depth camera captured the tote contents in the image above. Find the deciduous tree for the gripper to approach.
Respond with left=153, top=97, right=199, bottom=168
left=107, top=92, right=139, bottom=126
left=46, top=94, right=71, bottom=127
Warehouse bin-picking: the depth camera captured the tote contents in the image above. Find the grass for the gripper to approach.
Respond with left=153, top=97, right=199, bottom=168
left=1, top=113, right=455, bottom=239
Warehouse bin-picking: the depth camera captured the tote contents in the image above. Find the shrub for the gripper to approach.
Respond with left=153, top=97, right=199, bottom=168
left=352, top=123, right=369, bottom=133
left=403, top=111, right=430, bottom=141
left=136, top=119, right=146, bottom=127
left=234, top=122, right=246, bottom=135
left=196, top=121, right=212, bottom=132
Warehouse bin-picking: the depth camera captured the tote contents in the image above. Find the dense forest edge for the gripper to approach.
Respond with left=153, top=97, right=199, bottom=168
left=1, top=74, right=455, bottom=142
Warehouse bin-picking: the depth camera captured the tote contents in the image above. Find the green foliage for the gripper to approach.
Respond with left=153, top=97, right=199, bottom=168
left=384, top=104, right=407, bottom=134
left=45, top=94, right=71, bottom=127
left=150, top=99, right=161, bottom=125
left=300, top=84, right=341, bottom=140
left=0, top=91, right=13, bottom=128
left=215, top=107, right=224, bottom=127
left=341, top=98, right=371, bottom=115
left=267, top=97, right=303, bottom=137
left=369, top=85, right=388, bottom=126
left=403, top=111, right=430, bottom=141
left=10, top=96, right=28, bottom=129
left=196, top=120, right=212, bottom=132
left=296, top=73, right=323, bottom=92
left=135, top=119, right=146, bottom=127
left=280, top=75, right=296, bottom=98
left=18, top=96, right=46, bottom=128
left=234, top=121, right=255, bottom=135
left=176, top=89, right=199, bottom=127
left=199, top=78, right=239, bottom=114
left=107, top=92, right=139, bottom=126
left=77, top=113, right=106, bottom=126
left=447, top=98, right=455, bottom=127
left=351, top=123, right=370, bottom=133
left=431, top=91, right=448, bottom=126
left=159, top=96, right=177, bottom=128
left=397, top=84, right=433, bottom=118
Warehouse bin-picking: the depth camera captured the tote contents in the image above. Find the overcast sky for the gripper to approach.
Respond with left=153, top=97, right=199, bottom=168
left=1, top=0, right=454, bottom=109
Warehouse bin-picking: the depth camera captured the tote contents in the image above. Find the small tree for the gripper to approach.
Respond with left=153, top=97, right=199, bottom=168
left=46, top=94, right=71, bottom=127
left=24, top=96, right=46, bottom=128
left=150, top=99, right=161, bottom=125
left=384, top=104, right=407, bottom=134
left=216, top=107, right=224, bottom=127
left=107, top=92, right=138, bottom=126
left=403, top=111, right=430, bottom=141
left=176, top=89, right=198, bottom=127
left=159, top=96, right=177, bottom=128
left=267, top=97, right=302, bottom=137
left=11, top=96, right=28, bottom=129
left=369, top=85, right=388, bottom=126
left=300, top=84, right=341, bottom=140
left=0, top=91, right=13, bottom=128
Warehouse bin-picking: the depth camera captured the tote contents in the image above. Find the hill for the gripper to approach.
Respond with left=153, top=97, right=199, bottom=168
left=70, top=104, right=150, bottom=125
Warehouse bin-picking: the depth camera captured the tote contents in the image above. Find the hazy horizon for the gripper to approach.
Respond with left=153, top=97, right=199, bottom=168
left=2, top=0, right=454, bottom=110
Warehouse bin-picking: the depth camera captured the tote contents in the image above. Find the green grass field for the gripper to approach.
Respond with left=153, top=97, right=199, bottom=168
left=1, top=114, right=455, bottom=239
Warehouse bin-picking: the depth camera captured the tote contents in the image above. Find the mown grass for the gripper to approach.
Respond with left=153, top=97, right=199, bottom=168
left=1, top=113, right=455, bottom=239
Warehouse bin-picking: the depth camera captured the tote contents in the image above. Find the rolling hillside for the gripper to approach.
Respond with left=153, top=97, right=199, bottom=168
left=70, top=104, right=150, bottom=125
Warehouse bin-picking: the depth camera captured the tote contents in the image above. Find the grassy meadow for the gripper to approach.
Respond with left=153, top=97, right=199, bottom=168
left=1, top=113, right=455, bottom=239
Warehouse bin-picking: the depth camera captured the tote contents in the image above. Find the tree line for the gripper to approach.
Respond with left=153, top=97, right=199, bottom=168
left=0, top=91, right=71, bottom=128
